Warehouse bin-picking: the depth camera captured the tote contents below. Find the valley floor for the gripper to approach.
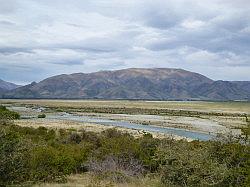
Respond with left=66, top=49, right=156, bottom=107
left=1, top=99, right=249, bottom=140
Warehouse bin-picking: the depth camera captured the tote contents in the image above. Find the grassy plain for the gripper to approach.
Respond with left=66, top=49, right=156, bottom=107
left=1, top=99, right=249, bottom=136
left=1, top=99, right=250, bottom=114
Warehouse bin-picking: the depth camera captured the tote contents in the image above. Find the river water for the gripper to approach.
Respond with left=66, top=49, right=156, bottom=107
left=7, top=106, right=215, bottom=141
left=47, top=113, right=214, bottom=141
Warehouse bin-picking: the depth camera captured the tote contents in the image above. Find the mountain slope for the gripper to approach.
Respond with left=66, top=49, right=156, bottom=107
left=0, top=79, right=20, bottom=91
left=232, top=81, right=250, bottom=93
left=194, top=81, right=249, bottom=100
left=2, top=68, right=250, bottom=100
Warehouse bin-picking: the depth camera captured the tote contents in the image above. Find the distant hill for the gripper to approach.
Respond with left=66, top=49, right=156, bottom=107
left=0, top=79, right=20, bottom=93
left=1, top=68, right=250, bottom=100
left=0, top=87, right=5, bottom=94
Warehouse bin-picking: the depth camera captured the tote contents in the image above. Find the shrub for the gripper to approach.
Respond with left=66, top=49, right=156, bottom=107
left=38, top=113, right=46, bottom=118
left=155, top=140, right=223, bottom=186
left=155, top=138, right=250, bottom=187
left=68, top=132, right=82, bottom=144
left=87, top=155, right=145, bottom=183
left=0, top=105, right=20, bottom=120
left=94, top=133, right=139, bottom=160
left=30, top=146, right=75, bottom=182
left=0, top=105, right=7, bottom=110
left=0, top=129, right=31, bottom=185
left=138, top=134, right=159, bottom=172
left=102, top=128, right=124, bottom=138
left=79, top=130, right=101, bottom=147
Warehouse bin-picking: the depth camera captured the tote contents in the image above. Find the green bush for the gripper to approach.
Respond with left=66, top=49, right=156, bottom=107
left=138, top=133, right=159, bottom=172
left=38, top=113, right=46, bottom=118
left=0, top=129, right=31, bottom=185
left=154, top=139, right=250, bottom=187
left=0, top=105, right=7, bottom=110
left=94, top=133, right=139, bottom=160
left=29, top=146, right=76, bottom=182
left=0, top=105, right=20, bottom=120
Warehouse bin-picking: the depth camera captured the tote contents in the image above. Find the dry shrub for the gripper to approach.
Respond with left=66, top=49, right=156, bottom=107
left=87, top=155, right=145, bottom=183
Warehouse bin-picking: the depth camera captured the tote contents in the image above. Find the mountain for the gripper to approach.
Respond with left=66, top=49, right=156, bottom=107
left=232, top=81, right=250, bottom=93
left=0, top=79, right=20, bottom=92
left=1, top=68, right=250, bottom=100
left=0, top=87, right=5, bottom=94
left=194, top=81, right=250, bottom=100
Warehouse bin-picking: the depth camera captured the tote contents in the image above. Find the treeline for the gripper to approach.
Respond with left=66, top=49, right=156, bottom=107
left=0, top=107, right=249, bottom=186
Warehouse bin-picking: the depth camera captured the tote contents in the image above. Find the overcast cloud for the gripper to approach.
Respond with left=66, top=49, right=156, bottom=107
left=0, top=0, right=250, bottom=84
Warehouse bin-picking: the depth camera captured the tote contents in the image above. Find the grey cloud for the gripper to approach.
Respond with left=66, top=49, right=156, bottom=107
left=0, top=0, right=18, bottom=14
left=0, top=47, right=34, bottom=54
left=0, top=21, right=16, bottom=26
left=143, top=10, right=181, bottom=29
left=145, top=22, right=250, bottom=55
left=51, top=45, right=114, bottom=53
left=50, top=60, right=84, bottom=66
left=0, top=0, right=250, bottom=83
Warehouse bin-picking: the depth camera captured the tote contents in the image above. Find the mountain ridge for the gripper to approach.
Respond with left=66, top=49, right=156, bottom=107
left=1, top=68, right=250, bottom=101
left=0, top=79, right=21, bottom=92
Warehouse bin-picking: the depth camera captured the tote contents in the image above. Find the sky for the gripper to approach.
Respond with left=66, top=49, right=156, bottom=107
left=0, top=0, right=250, bottom=85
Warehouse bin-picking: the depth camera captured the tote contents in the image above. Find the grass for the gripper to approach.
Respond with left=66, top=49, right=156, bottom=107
left=34, top=173, right=164, bottom=187
left=1, top=99, right=250, bottom=114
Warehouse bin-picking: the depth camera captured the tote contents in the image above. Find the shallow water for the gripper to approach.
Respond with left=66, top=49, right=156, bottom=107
left=47, top=113, right=214, bottom=141
left=7, top=105, right=215, bottom=141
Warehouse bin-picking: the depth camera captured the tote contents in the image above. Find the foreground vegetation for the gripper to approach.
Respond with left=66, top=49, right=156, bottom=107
left=0, top=106, right=250, bottom=186
left=0, top=105, right=20, bottom=120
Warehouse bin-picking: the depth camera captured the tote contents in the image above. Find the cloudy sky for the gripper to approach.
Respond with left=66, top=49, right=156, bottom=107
left=0, top=0, right=250, bottom=84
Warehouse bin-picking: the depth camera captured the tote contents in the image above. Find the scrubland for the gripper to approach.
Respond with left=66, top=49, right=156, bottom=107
left=0, top=103, right=250, bottom=186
